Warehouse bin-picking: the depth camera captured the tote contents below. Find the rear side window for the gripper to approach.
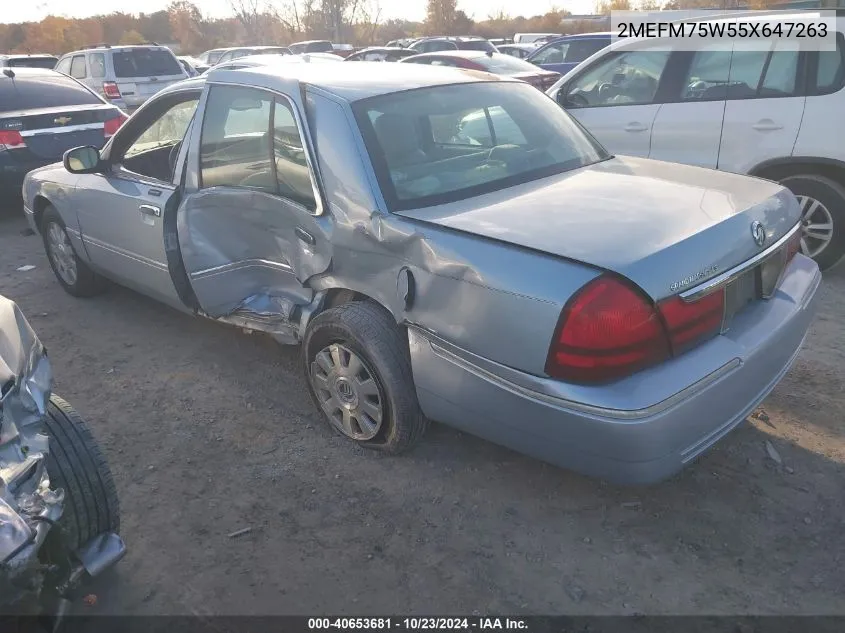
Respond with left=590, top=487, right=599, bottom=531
left=8, top=57, right=58, bottom=69
left=0, top=74, right=102, bottom=112
left=112, top=49, right=182, bottom=77
left=70, top=55, right=87, bottom=79
left=813, top=33, right=845, bottom=95
left=727, top=43, right=800, bottom=99
left=56, top=57, right=72, bottom=74
left=200, top=85, right=275, bottom=194
left=90, top=53, right=106, bottom=78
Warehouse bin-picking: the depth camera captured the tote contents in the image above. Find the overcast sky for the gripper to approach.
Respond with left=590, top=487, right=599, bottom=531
left=2, top=0, right=596, bottom=24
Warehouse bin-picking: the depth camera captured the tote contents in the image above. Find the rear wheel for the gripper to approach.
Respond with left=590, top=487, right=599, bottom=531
left=779, top=174, right=845, bottom=271
left=43, top=395, right=120, bottom=551
left=302, top=301, right=428, bottom=454
left=41, top=206, right=104, bottom=297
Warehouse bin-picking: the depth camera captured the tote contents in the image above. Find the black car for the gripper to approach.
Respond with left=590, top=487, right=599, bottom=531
left=0, top=54, right=59, bottom=69
left=344, top=47, right=417, bottom=62
left=407, top=36, right=497, bottom=54
left=0, top=67, right=126, bottom=194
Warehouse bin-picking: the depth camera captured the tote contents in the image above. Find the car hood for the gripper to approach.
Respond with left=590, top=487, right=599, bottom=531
left=397, top=156, right=799, bottom=300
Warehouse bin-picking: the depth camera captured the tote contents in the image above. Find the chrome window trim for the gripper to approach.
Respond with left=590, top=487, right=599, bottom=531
left=680, top=221, right=802, bottom=302
left=20, top=123, right=104, bottom=137
left=204, top=80, right=327, bottom=217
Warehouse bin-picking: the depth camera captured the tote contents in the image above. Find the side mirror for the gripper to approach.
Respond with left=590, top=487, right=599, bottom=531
left=63, top=146, right=102, bottom=174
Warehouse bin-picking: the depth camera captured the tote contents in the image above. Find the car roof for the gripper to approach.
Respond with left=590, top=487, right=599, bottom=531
left=548, top=32, right=613, bottom=42
left=292, top=39, right=331, bottom=44
left=356, top=47, right=409, bottom=52
left=0, top=67, right=62, bottom=78
left=202, top=61, right=507, bottom=102
left=1, top=53, right=57, bottom=59
left=65, top=44, right=175, bottom=54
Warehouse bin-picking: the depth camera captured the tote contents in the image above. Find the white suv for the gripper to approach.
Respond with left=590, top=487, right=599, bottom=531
left=55, top=45, right=187, bottom=113
left=548, top=16, right=845, bottom=270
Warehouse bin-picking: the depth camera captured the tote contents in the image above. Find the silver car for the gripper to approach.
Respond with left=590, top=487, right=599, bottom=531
left=22, top=63, right=821, bottom=484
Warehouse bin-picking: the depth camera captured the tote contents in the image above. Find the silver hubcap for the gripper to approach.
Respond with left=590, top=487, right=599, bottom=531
left=46, top=222, right=78, bottom=286
left=310, top=343, right=384, bottom=441
left=796, top=195, right=834, bottom=259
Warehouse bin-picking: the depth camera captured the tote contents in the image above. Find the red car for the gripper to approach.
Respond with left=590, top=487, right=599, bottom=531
left=400, top=50, right=560, bottom=91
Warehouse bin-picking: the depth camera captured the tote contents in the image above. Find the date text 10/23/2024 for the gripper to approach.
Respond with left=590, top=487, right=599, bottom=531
left=307, top=618, right=529, bottom=631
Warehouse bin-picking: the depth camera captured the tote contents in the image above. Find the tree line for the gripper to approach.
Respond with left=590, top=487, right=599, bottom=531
left=0, top=0, right=789, bottom=56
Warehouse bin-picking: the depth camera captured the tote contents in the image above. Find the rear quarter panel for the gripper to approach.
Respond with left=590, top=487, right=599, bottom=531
left=305, top=89, right=600, bottom=376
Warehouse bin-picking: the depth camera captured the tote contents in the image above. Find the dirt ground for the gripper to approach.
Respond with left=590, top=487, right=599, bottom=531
left=1, top=204, right=843, bottom=616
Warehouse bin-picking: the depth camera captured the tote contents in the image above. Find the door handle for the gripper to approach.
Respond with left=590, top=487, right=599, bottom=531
left=752, top=120, right=784, bottom=132
left=295, top=227, right=315, bottom=245
left=624, top=122, right=649, bottom=133
left=139, top=204, right=161, bottom=218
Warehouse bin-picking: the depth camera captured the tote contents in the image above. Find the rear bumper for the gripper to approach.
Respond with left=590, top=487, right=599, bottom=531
left=408, top=254, right=821, bottom=484
left=0, top=155, right=52, bottom=192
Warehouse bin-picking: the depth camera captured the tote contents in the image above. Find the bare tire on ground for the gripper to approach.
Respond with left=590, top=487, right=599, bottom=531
left=44, top=395, right=120, bottom=551
left=779, top=174, right=845, bottom=271
left=40, top=206, right=104, bottom=297
left=302, top=300, right=428, bottom=454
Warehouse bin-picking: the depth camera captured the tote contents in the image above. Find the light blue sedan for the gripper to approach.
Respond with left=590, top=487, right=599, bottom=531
left=22, top=62, right=820, bottom=483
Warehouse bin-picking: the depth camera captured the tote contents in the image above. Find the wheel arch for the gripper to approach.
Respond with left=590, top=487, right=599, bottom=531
left=749, top=156, right=845, bottom=189
left=32, top=194, right=53, bottom=233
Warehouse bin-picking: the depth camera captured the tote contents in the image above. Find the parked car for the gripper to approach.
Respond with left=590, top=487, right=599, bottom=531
left=0, top=54, right=58, bottom=69
left=288, top=40, right=334, bottom=54
left=55, top=45, right=187, bottom=113
left=23, top=62, right=820, bottom=484
left=527, top=32, right=613, bottom=75
left=0, top=67, right=126, bottom=195
left=196, top=48, right=228, bottom=66
left=0, top=293, right=124, bottom=618
left=178, top=55, right=210, bottom=76
left=408, top=36, right=497, bottom=54
left=548, top=17, right=845, bottom=270
left=497, top=44, right=539, bottom=59
left=401, top=51, right=560, bottom=91
left=513, top=32, right=561, bottom=44
left=214, top=46, right=292, bottom=66
left=332, top=44, right=356, bottom=58
left=385, top=38, right=414, bottom=48
left=345, top=47, right=418, bottom=62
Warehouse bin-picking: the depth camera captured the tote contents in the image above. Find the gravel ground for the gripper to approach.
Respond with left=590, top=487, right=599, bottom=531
left=1, top=205, right=843, bottom=616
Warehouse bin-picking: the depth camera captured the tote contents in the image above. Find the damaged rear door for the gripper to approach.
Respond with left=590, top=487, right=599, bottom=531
left=176, top=76, right=332, bottom=334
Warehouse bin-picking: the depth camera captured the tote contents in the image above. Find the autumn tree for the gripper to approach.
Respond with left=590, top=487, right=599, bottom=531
left=168, top=1, right=206, bottom=51
left=595, top=0, right=632, bottom=13
left=425, top=0, right=457, bottom=35
left=119, top=30, right=147, bottom=45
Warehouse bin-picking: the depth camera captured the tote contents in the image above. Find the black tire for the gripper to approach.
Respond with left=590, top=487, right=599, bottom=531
left=40, top=206, right=104, bottom=297
left=779, top=174, right=845, bottom=271
left=43, top=395, right=120, bottom=552
left=302, top=301, right=428, bottom=454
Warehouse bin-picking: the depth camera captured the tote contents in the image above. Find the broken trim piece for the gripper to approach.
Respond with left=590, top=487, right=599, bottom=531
left=190, top=259, right=293, bottom=280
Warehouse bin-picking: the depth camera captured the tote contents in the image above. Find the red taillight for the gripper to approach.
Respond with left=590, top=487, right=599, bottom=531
left=104, top=114, right=128, bottom=138
left=546, top=275, right=726, bottom=384
left=0, top=129, right=25, bottom=149
left=102, top=81, right=121, bottom=100
left=545, top=276, right=671, bottom=383
left=657, top=289, right=725, bottom=355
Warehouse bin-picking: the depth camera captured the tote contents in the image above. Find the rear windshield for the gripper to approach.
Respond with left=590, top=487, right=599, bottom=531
left=475, top=54, right=543, bottom=75
left=207, top=51, right=225, bottom=65
left=8, top=57, right=58, bottom=69
left=458, top=40, right=496, bottom=52
left=112, top=49, right=182, bottom=78
left=0, top=74, right=101, bottom=112
left=353, top=82, right=608, bottom=211
left=306, top=41, right=334, bottom=53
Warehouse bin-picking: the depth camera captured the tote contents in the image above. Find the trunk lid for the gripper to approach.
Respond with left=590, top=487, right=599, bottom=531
left=513, top=70, right=560, bottom=91
left=1, top=104, right=120, bottom=160
left=396, top=155, right=800, bottom=301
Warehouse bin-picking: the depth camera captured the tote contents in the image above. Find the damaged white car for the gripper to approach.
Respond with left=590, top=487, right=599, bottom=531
left=0, top=295, right=124, bottom=616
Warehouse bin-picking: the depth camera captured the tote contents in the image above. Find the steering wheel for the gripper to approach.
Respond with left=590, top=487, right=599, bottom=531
left=168, top=141, right=182, bottom=177
left=565, top=92, right=589, bottom=107
left=597, top=82, right=617, bottom=99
